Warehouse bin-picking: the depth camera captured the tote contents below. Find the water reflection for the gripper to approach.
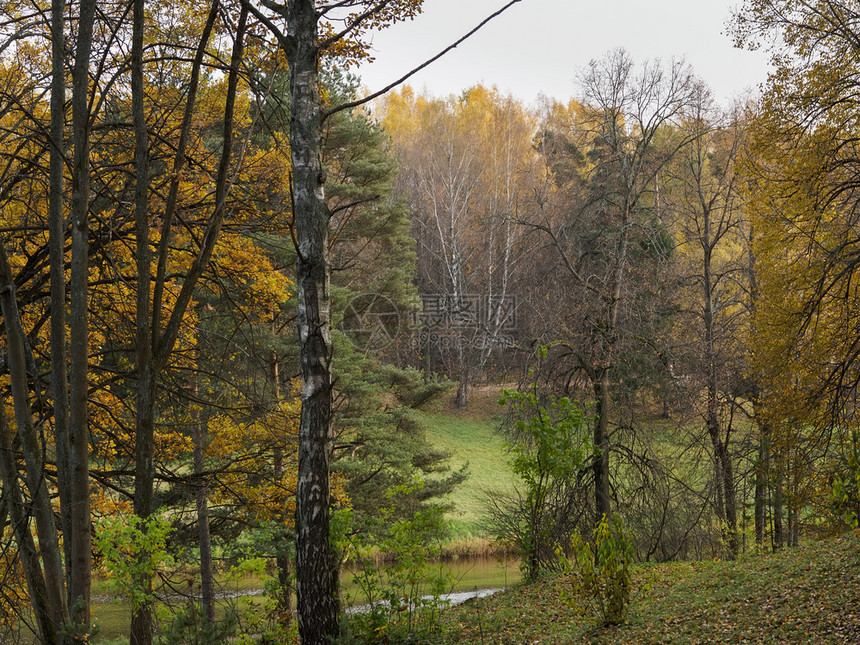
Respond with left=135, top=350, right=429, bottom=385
left=341, top=555, right=521, bottom=607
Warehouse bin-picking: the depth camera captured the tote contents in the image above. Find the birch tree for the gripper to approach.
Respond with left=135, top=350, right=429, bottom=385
left=245, top=2, right=424, bottom=642
left=383, top=86, right=534, bottom=406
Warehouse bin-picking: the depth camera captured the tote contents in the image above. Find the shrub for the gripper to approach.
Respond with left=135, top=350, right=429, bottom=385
left=832, top=431, right=860, bottom=530
left=564, top=514, right=633, bottom=626
left=94, top=514, right=174, bottom=613
left=488, top=388, right=591, bottom=579
left=340, top=482, right=453, bottom=643
left=158, top=602, right=239, bottom=645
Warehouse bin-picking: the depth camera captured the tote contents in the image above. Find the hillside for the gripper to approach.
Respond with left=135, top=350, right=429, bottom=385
left=424, top=532, right=860, bottom=644
left=418, top=387, right=516, bottom=538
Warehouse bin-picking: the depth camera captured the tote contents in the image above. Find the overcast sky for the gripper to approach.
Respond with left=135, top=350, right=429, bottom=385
left=357, top=0, right=771, bottom=107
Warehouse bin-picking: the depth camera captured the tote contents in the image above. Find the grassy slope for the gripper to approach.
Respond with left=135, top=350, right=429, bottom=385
left=416, top=387, right=516, bottom=538
left=417, top=389, right=716, bottom=541
left=429, top=532, right=860, bottom=644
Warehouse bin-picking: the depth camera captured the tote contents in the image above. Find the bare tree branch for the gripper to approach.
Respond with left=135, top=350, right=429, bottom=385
left=323, top=0, right=525, bottom=119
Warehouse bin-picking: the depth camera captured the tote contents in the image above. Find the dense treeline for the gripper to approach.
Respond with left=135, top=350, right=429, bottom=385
left=0, top=0, right=859, bottom=643
left=379, top=62, right=759, bottom=570
left=379, top=34, right=860, bottom=574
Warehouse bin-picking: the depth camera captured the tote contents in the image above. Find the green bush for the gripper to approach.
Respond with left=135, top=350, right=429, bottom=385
left=832, top=431, right=860, bottom=530
left=340, top=482, right=453, bottom=643
left=94, top=514, right=174, bottom=613
left=492, top=388, right=591, bottom=579
left=564, top=514, right=633, bottom=626
left=157, top=602, right=238, bottom=645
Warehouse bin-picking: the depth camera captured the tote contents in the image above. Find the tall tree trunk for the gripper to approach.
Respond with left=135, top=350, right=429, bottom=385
left=754, top=427, right=769, bottom=547
left=69, top=0, right=96, bottom=635
left=790, top=500, right=799, bottom=547
left=0, top=413, right=61, bottom=644
left=191, top=397, right=216, bottom=624
left=592, top=204, right=631, bottom=526
left=271, top=348, right=293, bottom=625
left=593, top=374, right=612, bottom=524
left=712, top=449, right=725, bottom=529
left=787, top=499, right=796, bottom=547
left=716, top=442, right=738, bottom=557
left=773, top=466, right=784, bottom=550
left=288, top=1, right=340, bottom=641
left=130, top=0, right=155, bottom=639
left=187, top=354, right=215, bottom=624
left=788, top=458, right=799, bottom=547
left=130, top=5, right=242, bottom=642
left=0, top=247, right=68, bottom=642
left=704, top=241, right=723, bottom=528
left=48, top=0, right=72, bottom=598
left=748, top=223, right=767, bottom=549
left=702, top=204, right=738, bottom=558
left=134, top=26, right=222, bottom=637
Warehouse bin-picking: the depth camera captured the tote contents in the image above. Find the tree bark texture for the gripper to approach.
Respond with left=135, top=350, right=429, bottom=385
left=68, top=0, right=97, bottom=634
left=48, top=0, right=72, bottom=600
left=191, top=411, right=216, bottom=624
left=701, top=207, right=739, bottom=558
left=593, top=375, right=612, bottom=524
left=130, top=0, right=156, bottom=639
left=0, top=413, right=61, bottom=644
left=592, top=202, right=632, bottom=526
left=271, top=349, right=293, bottom=624
left=288, top=1, right=340, bottom=642
left=773, top=468, right=784, bottom=549
left=754, top=431, right=769, bottom=546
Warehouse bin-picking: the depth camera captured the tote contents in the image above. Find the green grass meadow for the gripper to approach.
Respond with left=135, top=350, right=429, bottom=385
left=417, top=387, right=517, bottom=539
